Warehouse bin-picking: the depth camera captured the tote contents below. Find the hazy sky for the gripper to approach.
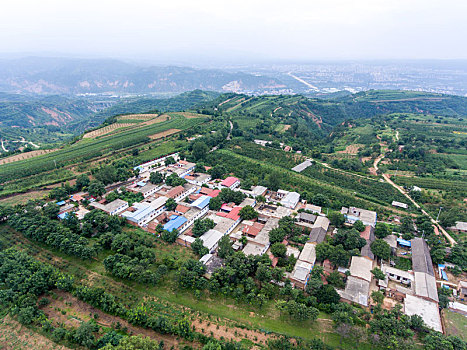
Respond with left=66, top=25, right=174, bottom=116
left=1, top=0, right=466, bottom=63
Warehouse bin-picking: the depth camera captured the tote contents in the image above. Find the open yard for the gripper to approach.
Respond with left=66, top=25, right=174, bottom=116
left=444, top=310, right=467, bottom=340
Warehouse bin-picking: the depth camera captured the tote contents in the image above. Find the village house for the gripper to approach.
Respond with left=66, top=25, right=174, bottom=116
left=308, top=216, right=330, bottom=244
left=121, top=196, right=168, bottom=227
left=90, top=198, right=129, bottom=216
left=220, top=176, right=240, bottom=190
left=338, top=256, right=373, bottom=307
left=341, top=206, right=377, bottom=227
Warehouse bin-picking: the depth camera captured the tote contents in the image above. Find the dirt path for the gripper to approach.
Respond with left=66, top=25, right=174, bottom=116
left=373, top=128, right=457, bottom=246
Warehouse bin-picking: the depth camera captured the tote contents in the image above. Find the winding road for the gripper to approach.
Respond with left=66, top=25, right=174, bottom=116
left=373, top=131, right=457, bottom=246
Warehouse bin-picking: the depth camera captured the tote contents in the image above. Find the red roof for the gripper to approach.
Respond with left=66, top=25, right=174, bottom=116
left=221, top=203, right=233, bottom=212
left=221, top=176, right=239, bottom=187
left=175, top=204, right=190, bottom=214
left=184, top=175, right=196, bottom=180
left=242, top=222, right=264, bottom=237
left=200, top=187, right=214, bottom=195
left=360, top=226, right=372, bottom=240
left=216, top=206, right=241, bottom=221
left=208, top=189, right=220, bottom=198
left=166, top=185, right=184, bottom=199
left=189, top=193, right=202, bottom=201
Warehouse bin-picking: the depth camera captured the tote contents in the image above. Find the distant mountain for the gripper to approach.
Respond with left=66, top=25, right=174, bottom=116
left=0, top=57, right=285, bottom=95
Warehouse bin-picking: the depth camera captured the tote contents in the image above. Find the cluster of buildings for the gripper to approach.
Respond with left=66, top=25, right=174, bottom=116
left=57, top=152, right=466, bottom=335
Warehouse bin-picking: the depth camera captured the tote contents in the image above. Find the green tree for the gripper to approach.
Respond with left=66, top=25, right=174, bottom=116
left=239, top=205, right=258, bottom=220
left=371, top=267, right=386, bottom=280
left=328, top=211, right=345, bottom=227
left=375, top=223, right=391, bottom=239
left=149, top=172, right=164, bottom=184
left=271, top=243, right=287, bottom=258
left=218, top=235, right=233, bottom=259
left=192, top=141, right=209, bottom=160
left=371, top=239, right=391, bottom=260
left=75, top=174, right=90, bottom=191
left=209, top=197, right=222, bottom=211
left=88, top=181, right=106, bottom=198
left=165, top=198, right=177, bottom=211
left=161, top=229, right=179, bottom=243
left=192, top=238, right=209, bottom=256
left=267, top=172, right=281, bottom=191
left=315, top=284, right=340, bottom=304
left=371, top=290, right=384, bottom=304
left=192, top=218, right=215, bottom=237
left=326, top=271, right=345, bottom=288
left=353, top=220, right=365, bottom=232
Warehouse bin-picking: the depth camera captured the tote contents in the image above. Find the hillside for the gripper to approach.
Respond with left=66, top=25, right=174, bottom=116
left=0, top=57, right=284, bottom=95
left=202, top=90, right=467, bottom=131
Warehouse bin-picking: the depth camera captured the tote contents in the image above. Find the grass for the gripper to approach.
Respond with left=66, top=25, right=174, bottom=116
left=444, top=310, right=467, bottom=340
left=0, top=224, right=371, bottom=349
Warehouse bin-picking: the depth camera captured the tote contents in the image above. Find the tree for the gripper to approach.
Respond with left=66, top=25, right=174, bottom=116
left=149, top=172, right=164, bottom=184
left=239, top=205, right=258, bottom=220
left=209, top=165, right=226, bottom=179
left=401, top=216, right=415, bottom=233
left=75, top=174, right=90, bottom=191
left=326, top=271, right=345, bottom=288
left=311, top=193, right=328, bottom=207
left=371, top=290, right=384, bottom=304
left=165, top=156, right=176, bottom=165
left=192, top=218, right=215, bottom=237
left=217, top=235, right=233, bottom=259
left=353, top=220, right=365, bottom=232
left=371, top=268, right=386, bottom=281
left=269, top=227, right=286, bottom=245
left=315, top=242, right=333, bottom=262
left=267, top=172, right=281, bottom=191
left=88, top=181, right=105, bottom=198
left=161, top=229, right=178, bottom=243
left=192, top=238, right=208, bottom=256
left=271, top=243, right=287, bottom=258
left=44, top=203, right=60, bottom=219
left=209, top=197, right=222, bottom=211
left=165, top=198, right=177, bottom=211
left=315, top=284, right=340, bottom=304
left=328, top=211, right=345, bottom=227
left=371, top=239, right=391, bottom=260
left=192, top=141, right=209, bottom=160
left=74, top=321, right=98, bottom=348
left=375, top=223, right=391, bottom=239
left=102, top=335, right=164, bottom=350
left=165, top=173, right=186, bottom=187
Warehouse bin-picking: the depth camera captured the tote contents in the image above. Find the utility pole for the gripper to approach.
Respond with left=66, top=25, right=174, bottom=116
left=436, top=207, right=443, bottom=222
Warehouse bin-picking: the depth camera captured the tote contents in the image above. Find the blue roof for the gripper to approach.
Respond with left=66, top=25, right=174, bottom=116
left=191, top=195, right=211, bottom=210
left=163, top=216, right=187, bottom=232
left=57, top=212, right=69, bottom=220
left=136, top=181, right=146, bottom=187
left=56, top=200, right=66, bottom=206
left=441, top=270, right=448, bottom=281
left=397, top=238, right=411, bottom=247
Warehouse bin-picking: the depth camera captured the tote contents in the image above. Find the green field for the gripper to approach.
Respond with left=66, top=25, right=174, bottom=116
left=444, top=310, right=467, bottom=340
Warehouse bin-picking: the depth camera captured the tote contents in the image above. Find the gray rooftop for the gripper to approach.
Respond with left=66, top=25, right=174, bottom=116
left=411, top=237, right=435, bottom=276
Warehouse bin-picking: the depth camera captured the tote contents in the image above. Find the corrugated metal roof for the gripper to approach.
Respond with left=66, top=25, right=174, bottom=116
left=163, top=215, right=187, bottom=232
left=190, top=195, right=211, bottom=209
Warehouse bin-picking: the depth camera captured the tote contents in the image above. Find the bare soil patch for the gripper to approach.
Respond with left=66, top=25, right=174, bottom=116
left=83, top=123, right=135, bottom=139
left=338, top=144, right=362, bottom=155
left=0, top=149, right=58, bottom=165
left=149, top=129, right=181, bottom=140
left=192, top=318, right=272, bottom=346
left=117, top=114, right=159, bottom=120
left=0, top=315, right=70, bottom=350
left=177, top=112, right=204, bottom=119
left=40, top=290, right=184, bottom=349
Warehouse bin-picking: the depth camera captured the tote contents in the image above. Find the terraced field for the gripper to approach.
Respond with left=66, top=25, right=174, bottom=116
left=0, top=113, right=206, bottom=184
